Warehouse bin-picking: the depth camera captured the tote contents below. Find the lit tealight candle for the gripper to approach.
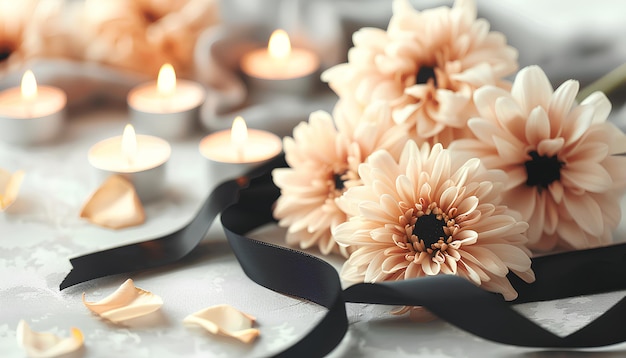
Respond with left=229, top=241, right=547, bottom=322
left=88, top=124, right=171, bottom=202
left=0, top=70, right=67, bottom=145
left=199, top=116, right=282, bottom=184
left=240, top=29, right=320, bottom=93
left=128, top=63, right=206, bottom=140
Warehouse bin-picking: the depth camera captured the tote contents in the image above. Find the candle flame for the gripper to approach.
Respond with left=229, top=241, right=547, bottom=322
left=157, top=63, right=176, bottom=96
left=21, top=70, right=38, bottom=101
left=268, top=29, right=291, bottom=60
left=231, top=116, right=248, bottom=146
left=122, top=124, right=138, bottom=166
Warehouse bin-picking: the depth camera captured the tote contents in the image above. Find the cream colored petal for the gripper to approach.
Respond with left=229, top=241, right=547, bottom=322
left=536, top=137, right=564, bottom=157
left=415, top=112, right=447, bottom=139
left=548, top=79, right=579, bottom=132
left=480, top=275, right=518, bottom=301
left=480, top=244, right=532, bottom=273
left=0, top=169, right=24, bottom=211
left=381, top=255, right=410, bottom=274
left=184, top=304, right=260, bottom=344
left=434, top=89, right=471, bottom=127
left=452, top=62, right=495, bottom=87
left=79, top=175, right=145, bottom=229
left=561, top=162, right=612, bottom=193
left=391, top=305, right=437, bottom=322
left=555, top=218, right=589, bottom=249
left=16, top=320, right=83, bottom=358
left=467, top=118, right=503, bottom=146
left=511, top=66, right=553, bottom=113
left=463, top=246, right=509, bottom=277
left=82, top=279, right=163, bottom=323
left=525, top=191, right=546, bottom=246
left=494, top=96, right=526, bottom=140
left=473, top=86, right=512, bottom=122
left=566, top=140, right=608, bottom=164
left=525, top=106, right=551, bottom=146
left=580, top=91, right=611, bottom=124
left=363, top=252, right=388, bottom=281
left=505, top=166, right=529, bottom=190
left=544, top=189, right=562, bottom=236
left=492, top=135, right=525, bottom=164
left=562, top=190, right=604, bottom=237
left=563, top=104, right=595, bottom=146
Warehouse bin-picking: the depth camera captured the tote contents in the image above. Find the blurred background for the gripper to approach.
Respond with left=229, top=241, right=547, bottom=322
left=1, top=0, right=625, bottom=117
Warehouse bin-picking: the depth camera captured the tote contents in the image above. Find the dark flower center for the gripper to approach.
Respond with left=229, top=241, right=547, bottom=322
left=142, top=9, right=162, bottom=23
left=524, top=150, right=564, bottom=189
left=0, top=45, right=13, bottom=62
left=413, top=213, right=447, bottom=247
left=333, top=172, right=346, bottom=191
left=416, top=65, right=437, bottom=87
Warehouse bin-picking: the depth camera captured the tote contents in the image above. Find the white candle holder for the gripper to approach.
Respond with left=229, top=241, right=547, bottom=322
left=128, top=71, right=206, bottom=140
left=199, top=126, right=282, bottom=185
left=197, top=24, right=339, bottom=136
left=0, top=85, right=66, bottom=146
left=88, top=132, right=171, bottom=202
left=239, top=29, right=320, bottom=95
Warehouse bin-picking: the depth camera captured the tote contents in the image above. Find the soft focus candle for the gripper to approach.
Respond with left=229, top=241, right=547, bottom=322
left=128, top=63, right=206, bottom=140
left=0, top=70, right=66, bottom=145
left=240, top=29, right=320, bottom=94
left=199, top=116, right=282, bottom=184
left=88, top=124, right=171, bottom=202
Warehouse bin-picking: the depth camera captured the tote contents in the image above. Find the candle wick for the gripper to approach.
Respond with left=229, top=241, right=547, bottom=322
left=24, top=97, right=34, bottom=118
left=160, top=92, right=171, bottom=113
left=236, top=145, right=245, bottom=162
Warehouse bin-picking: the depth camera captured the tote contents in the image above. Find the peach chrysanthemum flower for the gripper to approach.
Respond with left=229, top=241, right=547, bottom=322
left=272, top=103, right=409, bottom=256
left=322, top=0, right=517, bottom=146
left=334, top=141, right=535, bottom=301
left=450, top=65, right=626, bottom=251
left=78, top=0, right=219, bottom=77
left=0, top=1, right=31, bottom=74
left=0, top=0, right=73, bottom=75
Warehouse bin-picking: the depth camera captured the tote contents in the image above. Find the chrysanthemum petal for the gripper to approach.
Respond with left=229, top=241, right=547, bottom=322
left=580, top=91, right=611, bottom=124
left=548, top=79, right=579, bottom=132
left=492, top=136, right=525, bottom=164
left=563, top=104, right=595, bottom=146
left=511, top=66, right=553, bottom=114
left=494, top=96, right=526, bottom=140
left=474, top=86, right=512, bottom=122
left=561, top=162, right=612, bottom=193
left=536, top=137, right=564, bottom=157
left=562, top=190, right=604, bottom=236
left=525, top=106, right=551, bottom=146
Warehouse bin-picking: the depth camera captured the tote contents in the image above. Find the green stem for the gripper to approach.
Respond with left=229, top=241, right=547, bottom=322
left=577, top=62, right=626, bottom=101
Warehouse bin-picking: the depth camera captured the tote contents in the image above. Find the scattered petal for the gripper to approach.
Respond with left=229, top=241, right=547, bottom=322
left=0, top=169, right=25, bottom=211
left=16, top=320, right=83, bottom=358
left=82, top=279, right=163, bottom=323
left=79, top=175, right=145, bottom=229
left=184, top=304, right=260, bottom=344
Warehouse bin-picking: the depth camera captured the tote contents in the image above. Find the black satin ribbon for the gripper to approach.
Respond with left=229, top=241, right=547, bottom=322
left=59, top=178, right=242, bottom=289
left=61, top=154, right=626, bottom=356
left=222, top=159, right=626, bottom=356
left=59, top=157, right=284, bottom=290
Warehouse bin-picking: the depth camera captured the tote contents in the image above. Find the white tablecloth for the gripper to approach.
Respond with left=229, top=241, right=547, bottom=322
left=4, top=1, right=626, bottom=356
left=1, top=106, right=626, bottom=358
